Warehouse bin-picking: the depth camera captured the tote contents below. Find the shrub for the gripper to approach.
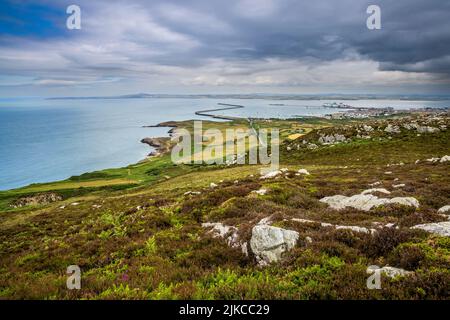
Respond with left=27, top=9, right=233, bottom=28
left=359, top=228, right=424, bottom=258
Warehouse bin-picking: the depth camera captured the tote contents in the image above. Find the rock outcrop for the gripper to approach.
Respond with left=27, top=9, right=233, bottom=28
left=367, top=266, right=413, bottom=278
left=361, top=188, right=391, bottom=195
left=202, top=222, right=248, bottom=255
left=11, top=193, right=62, bottom=208
left=318, top=133, right=347, bottom=145
left=384, top=124, right=401, bottom=134
left=438, top=205, right=450, bottom=214
left=411, top=221, right=450, bottom=236
left=250, top=225, right=299, bottom=266
left=297, top=169, right=310, bottom=175
left=320, top=194, right=419, bottom=211
left=260, top=170, right=282, bottom=179
left=291, top=218, right=376, bottom=234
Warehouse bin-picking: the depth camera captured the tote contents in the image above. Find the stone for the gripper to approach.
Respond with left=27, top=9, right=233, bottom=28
left=389, top=197, right=420, bottom=208
left=367, top=266, right=412, bottom=278
left=392, top=184, right=406, bottom=188
left=291, top=218, right=375, bottom=234
left=210, top=182, right=218, bottom=188
left=253, top=189, right=268, bottom=196
left=184, top=191, right=201, bottom=196
left=437, top=205, right=450, bottom=214
left=257, top=216, right=273, bottom=225
left=260, top=170, right=282, bottom=179
left=320, top=194, right=419, bottom=211
left=361, top=188, right=391, bottom=195
left=11, top=192, right=62, bottom=208
left=440, top=155, right=450, bottom=163
left=202, top=222, right=247, bottom=255
left=384, top=124, right=400, bottom=134
left=250, top=225, right=299, bottom=266
left=417, top=126, right=440, bottom=133
left=297, top=168, right=310, bottom=175
left=411, top=221, right=450, bottom=236
left=318, top=133, right=347, bottom=145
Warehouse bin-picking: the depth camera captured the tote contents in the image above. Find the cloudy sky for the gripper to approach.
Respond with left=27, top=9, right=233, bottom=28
left=0, top=0, right=449, bottom=97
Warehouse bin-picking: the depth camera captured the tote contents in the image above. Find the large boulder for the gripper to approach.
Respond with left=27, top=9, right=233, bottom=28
left=250, top=225, right=299, bottom=266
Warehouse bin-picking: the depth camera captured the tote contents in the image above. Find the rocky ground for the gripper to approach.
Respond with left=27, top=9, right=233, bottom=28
left=0, top=112, right=449, bottom=299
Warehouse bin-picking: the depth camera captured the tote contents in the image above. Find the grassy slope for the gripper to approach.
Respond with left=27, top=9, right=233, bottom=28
left=0, top=115, right=449, bottom=299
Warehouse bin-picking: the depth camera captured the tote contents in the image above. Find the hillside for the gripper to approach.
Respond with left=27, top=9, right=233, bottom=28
left=0, top=112, right=449, bottom=299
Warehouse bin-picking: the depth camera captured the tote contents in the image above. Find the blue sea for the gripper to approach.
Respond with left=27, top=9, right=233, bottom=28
left=0, top=97, right=449, bottom=190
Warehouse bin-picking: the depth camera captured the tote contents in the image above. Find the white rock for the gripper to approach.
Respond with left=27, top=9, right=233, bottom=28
left=384, top=124, right=401, bottom=134
left=392, top=184, right=406, bottom=188
left=361, top=188, right=391, bottom=195
left=297, top=169, right=310, bottom=175
left=202, top=222, right=247, bottom=255
left=71, top=202, right=79, bottom=206
left=335, top=225, right=375, bottom=234
left=260, top=170, right=282, bottom=179
left=440, top=155, right=450, bottom=163
left=184, top=190, right=201, bottom=196
left=389, top=197, right=420, bottom=208
left=291, top=218, right=375, bottom=234
left=367, top=266, right=413, bottom=278
left=257, top=216, right=273, bottom=225
left=280, top=168, right=289, bottom=172
left=384, top=171, right=392, bottom=175
left=253, top=188, right=268, bottom=196
left=210, top=182, right=218, bottom=188
left=368, top=181, right=382, bottom=187
left=438, top=205, right=450, bottom=214
left=320, top=194, right=419, bottom=211
left=417, top=126, right=440, bottom=133
left=411, top=221, right=450, bottom=236
left=305, top=236, right=313, bottom=243
left=250, top=225, right=299, bottom=266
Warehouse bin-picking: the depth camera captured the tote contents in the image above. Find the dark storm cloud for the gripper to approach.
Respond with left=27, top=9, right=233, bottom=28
left=0, top=0, right=449, bottom=94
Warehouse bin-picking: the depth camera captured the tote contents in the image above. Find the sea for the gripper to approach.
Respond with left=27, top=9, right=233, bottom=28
left=0, top=97, right=449, bottom=190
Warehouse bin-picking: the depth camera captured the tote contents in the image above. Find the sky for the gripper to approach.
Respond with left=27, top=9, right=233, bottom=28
left=0, top=0, right=449, bottom=97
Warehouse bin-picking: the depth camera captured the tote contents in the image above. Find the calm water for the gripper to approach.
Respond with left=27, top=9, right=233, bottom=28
left=0, top=97, right=448, bottom=190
